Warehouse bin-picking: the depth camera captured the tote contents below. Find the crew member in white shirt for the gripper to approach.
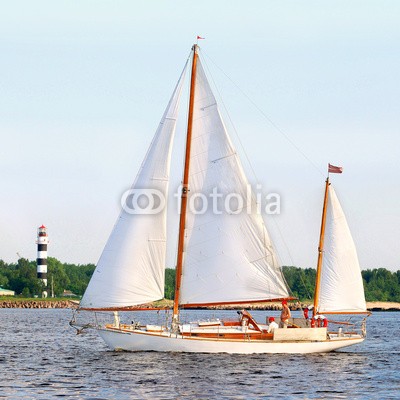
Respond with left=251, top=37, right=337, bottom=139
left=267, top=316, right=279, bottom=333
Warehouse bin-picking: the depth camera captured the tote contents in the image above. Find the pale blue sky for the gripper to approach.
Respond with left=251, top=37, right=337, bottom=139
left=1, top=1, right=399, bottom=270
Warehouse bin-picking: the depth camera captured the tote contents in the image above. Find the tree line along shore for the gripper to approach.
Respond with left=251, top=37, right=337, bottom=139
left=1, top=258, right=400, bottom=305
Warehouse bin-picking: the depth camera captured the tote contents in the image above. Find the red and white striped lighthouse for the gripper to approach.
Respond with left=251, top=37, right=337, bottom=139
left=36, top=225, right=48, bottom=297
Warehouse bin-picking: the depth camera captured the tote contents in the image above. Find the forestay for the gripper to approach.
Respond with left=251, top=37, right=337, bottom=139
left=317, top=186, right=367, bottom=313
left=80, top=63, right=188, bottom=309
left=179, top=58, right=289, bottom=306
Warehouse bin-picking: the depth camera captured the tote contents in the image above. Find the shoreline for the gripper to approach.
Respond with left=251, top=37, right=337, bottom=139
left=1, top=299, right=400, bottom=311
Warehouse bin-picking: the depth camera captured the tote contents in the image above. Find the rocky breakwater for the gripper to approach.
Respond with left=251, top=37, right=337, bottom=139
left=0, top=300, right=79, bottom=309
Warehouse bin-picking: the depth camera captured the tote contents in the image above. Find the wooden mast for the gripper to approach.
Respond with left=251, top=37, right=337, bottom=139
left=172, top=44, right=198, bottom=322
left=313, top=177, right=330, bottom=317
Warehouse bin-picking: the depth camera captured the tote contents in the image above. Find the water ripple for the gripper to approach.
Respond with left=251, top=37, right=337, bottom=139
left=0, top=309, right=399, bottom=399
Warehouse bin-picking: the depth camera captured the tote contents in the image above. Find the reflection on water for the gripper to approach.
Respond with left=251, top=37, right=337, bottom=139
left=0, top=309, right=399, bottom=399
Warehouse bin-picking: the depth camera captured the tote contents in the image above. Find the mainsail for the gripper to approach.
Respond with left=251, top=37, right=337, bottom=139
left=317, top=185, right=367, bottom=313
left=179, top=58, right=289, bottom=306
left=80, top=63, right=187, bottom=309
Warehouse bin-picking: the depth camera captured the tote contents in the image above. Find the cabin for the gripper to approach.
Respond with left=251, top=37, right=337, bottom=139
left=0, top=287, right=15, bottom=296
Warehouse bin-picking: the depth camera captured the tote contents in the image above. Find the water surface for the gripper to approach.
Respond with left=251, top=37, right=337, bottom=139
left=0, top=309, right=398, bottom=399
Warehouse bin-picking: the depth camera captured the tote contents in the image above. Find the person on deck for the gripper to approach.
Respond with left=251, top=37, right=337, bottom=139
left=267, top=316, right=279, bottom=333
left=280, top=300, right=291, bottom=328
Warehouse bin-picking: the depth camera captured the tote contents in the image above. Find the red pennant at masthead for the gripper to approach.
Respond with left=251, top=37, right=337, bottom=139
left=328, top=163, right=343, bottom=174
left=197, top=36, right=205, bottom=40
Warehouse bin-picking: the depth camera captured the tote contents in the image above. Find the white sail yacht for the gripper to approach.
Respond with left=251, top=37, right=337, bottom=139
left=72, top=44, right=369, bottom=353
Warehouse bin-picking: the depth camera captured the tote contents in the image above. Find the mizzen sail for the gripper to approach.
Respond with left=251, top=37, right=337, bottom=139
left=80, top=63, right=187, bottom=309
left=317, top=185, right=367, bottom=313
left=179, top=58, right=289, bottom=306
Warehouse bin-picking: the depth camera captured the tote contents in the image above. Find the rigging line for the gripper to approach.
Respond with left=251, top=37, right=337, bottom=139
left=299, top=266, right=313, bottom=300
left=271, top=220, right=313, bottom=300
left=200, top=48, right=297, bottom=281
left=88, top=57, right=191, bottom=280
left=168, top=50, right=193, bottom=272
left=263, top=224, right=294, bottom=297
left=201, top=49, right=287, bottom=267
left=200, top=50, right=318, bottom=300
left=200, top=48, right=260, bottom=184
left=200, top=50, right=312, bottom=302
left=201, top=49, right=325, bottom=178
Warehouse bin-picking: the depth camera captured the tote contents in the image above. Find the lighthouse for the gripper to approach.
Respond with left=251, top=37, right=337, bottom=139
left=36, top=225, right=48, bottom=298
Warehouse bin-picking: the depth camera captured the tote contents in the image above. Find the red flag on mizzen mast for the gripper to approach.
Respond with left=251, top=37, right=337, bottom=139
left=197, top=36, right=205, bottom=40
left=328, top=163, right=343, bottom=174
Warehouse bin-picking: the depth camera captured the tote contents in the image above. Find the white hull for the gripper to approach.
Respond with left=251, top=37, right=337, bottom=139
left=98, top=328, right=364, bottom=354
